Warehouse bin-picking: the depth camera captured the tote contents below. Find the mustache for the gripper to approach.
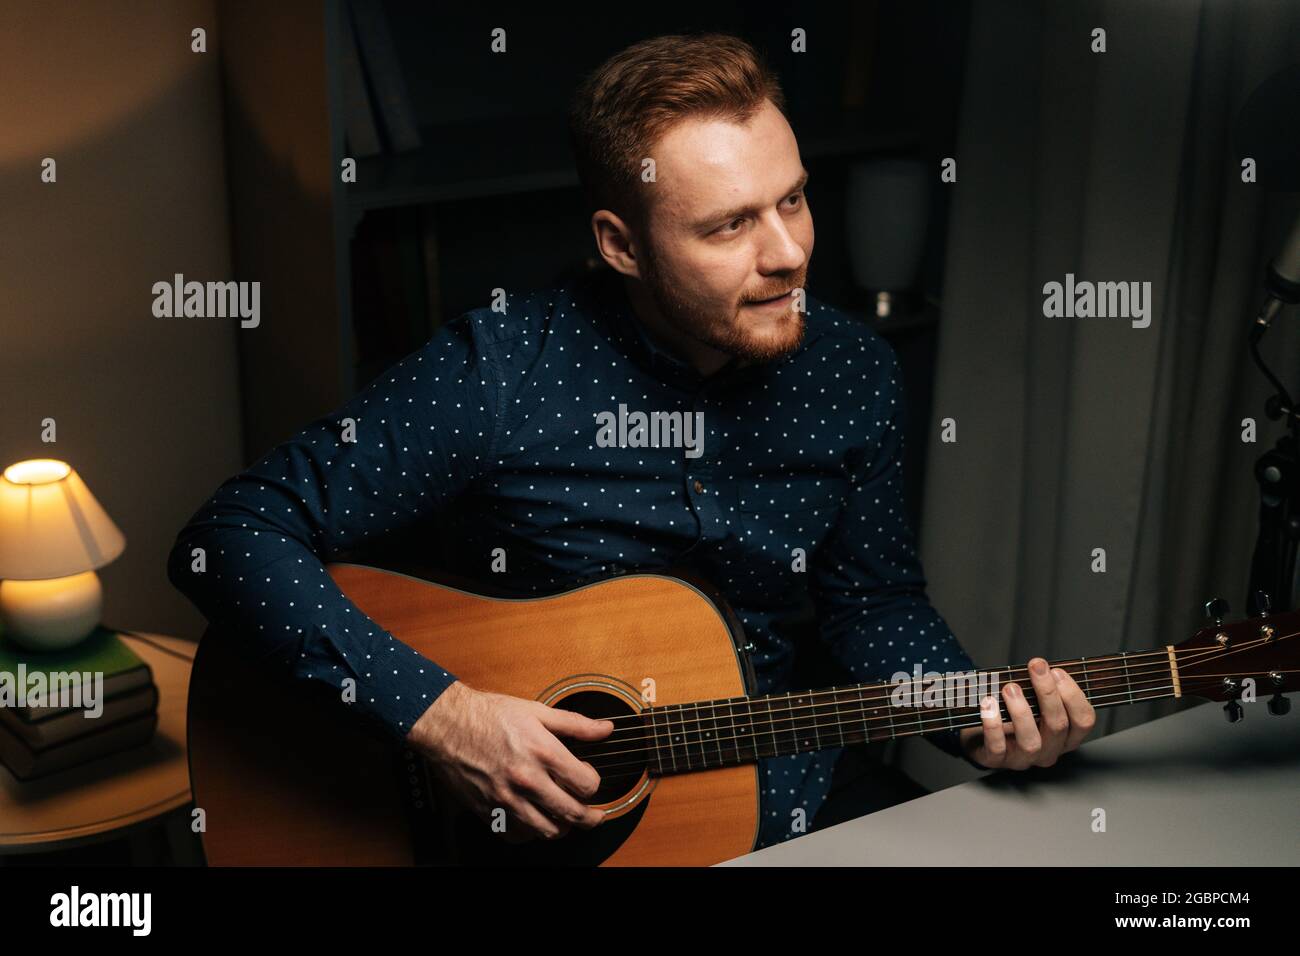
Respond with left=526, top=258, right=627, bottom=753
left=745, top=283, right=805, bottom=303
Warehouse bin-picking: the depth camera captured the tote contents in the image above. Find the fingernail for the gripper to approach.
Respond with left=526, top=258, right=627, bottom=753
left=1006, top=684, right=1020, bottom=697
left=1031, top=658, right=1048, bottom=676
left=1052, top=668, right=1066, bottom=683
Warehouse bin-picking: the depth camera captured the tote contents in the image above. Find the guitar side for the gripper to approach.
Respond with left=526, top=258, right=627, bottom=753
left=187, top=566, right=761, bottom=866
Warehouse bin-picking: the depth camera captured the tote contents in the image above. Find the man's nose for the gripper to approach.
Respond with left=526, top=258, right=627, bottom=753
left=755, top=213, right=807, bottom=274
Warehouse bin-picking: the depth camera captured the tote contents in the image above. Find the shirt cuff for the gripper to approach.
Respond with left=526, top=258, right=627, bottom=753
left=276, top=623, right=460, bottom=745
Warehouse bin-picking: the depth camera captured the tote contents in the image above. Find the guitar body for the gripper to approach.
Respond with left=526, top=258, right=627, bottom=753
left=188, top=564, right=761, bottom=866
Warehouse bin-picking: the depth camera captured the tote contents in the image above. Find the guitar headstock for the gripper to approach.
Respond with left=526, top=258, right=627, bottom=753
left=1173, top=598, right=1299, bottom=716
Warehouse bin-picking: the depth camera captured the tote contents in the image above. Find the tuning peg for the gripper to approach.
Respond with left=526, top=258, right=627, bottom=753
left=1224, top=699, right=1244, bottom=722
left=1251, top=590, right=1272, bottom=617
left=1266, top=673, right=1290, bottom=715
left=1204, top=598, right=1230, bottom=625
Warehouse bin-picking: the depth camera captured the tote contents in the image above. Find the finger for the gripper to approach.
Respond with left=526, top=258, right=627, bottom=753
left=977, top=694, right=1008, bottom=767
left=537, top=735, right=604, bottom=813
left=507, top=796, right=565, bottom=841
left=1053, top=668, right=1097, bottom=752
left=1028, top=658, right=1068, bottom=765
left=1002, top=681, right=1040, bottom=769
left=519, top=769, right=601, bottom=831
left=537, top=704, right=615, bottom=740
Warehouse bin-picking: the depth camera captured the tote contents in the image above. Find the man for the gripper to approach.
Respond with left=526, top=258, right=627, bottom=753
left=169, top=33, right=1095, bottom=853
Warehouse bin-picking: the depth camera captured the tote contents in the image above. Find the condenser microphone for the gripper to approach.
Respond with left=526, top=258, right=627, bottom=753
left=1265, top=212, right=1300, bottom=306
left=1236, top=64, right=1300, bottom=331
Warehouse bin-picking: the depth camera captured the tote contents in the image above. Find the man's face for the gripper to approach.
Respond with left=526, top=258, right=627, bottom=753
left=635, top=98, right=813, bottom=363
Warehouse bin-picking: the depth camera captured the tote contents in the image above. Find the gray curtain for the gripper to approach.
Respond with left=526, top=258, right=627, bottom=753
left=918, top=0, right=1300, bottom=745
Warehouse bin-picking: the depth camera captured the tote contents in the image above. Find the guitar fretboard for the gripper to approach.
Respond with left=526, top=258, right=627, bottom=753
left=640, top=651, right=1176, bottom=774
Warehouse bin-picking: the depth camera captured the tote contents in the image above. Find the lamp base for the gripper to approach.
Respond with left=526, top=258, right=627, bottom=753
left=0, top=571, right=103, bottom=651
left=858, top=287, right=925, bottom=320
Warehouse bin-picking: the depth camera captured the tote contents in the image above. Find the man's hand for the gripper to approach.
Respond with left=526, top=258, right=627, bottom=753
left=405, top=680, right=614, bottom=842
left=958, top=658, right=1096, bottom=770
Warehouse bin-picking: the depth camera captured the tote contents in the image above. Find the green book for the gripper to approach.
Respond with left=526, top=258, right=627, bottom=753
left=0, top=624, right=153, bottom=722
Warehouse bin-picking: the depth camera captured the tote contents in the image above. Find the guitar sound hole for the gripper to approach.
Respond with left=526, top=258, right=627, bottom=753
left=553, top=690, right=647, bottom=805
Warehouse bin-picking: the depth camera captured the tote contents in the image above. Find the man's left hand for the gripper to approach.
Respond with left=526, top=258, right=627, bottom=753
left=958, top=657, right=1096, bottom=769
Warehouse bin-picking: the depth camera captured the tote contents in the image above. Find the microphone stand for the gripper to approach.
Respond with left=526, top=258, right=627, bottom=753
left=1246, top=284, right=1300, bottom=616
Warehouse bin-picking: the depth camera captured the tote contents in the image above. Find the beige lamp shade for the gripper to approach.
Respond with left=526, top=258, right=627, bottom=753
left=0, top=458, right=126, bottom=581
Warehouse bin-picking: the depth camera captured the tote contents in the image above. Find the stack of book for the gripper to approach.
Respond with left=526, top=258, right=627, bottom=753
left=0, top=624, right=157, bottom=780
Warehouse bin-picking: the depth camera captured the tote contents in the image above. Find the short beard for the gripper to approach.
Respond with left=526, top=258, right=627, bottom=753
left=639, top=241, right=807, bottom=364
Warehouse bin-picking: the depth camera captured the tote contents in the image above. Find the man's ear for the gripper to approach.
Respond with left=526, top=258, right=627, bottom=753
left=591, top=210, right=643, bottom=279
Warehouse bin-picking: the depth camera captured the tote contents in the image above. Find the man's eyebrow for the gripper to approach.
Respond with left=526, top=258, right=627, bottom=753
left=693, top=169, right=810, bottom=230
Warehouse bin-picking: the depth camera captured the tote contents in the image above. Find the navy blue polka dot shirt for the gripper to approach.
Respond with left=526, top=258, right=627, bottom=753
left=168, top=267, right=978, bottom=850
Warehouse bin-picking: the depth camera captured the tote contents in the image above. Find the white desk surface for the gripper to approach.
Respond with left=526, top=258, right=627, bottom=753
left=718, top=699, right=1300, bottom=866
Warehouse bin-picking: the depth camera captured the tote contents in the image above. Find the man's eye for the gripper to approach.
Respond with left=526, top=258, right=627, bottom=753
left=724, top=217, right=746, bottom=232
left=785, top=193, right=804, bottom=208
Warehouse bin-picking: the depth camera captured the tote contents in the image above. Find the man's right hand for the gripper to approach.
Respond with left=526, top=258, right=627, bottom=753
left=405, top=680, right=614, bottom=842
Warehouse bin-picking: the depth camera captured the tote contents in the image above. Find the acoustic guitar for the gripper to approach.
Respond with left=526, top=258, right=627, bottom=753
left=187, top=563, right=1298, bottom=866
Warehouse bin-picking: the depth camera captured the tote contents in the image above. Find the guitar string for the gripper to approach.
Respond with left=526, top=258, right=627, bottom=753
left=573, top=670, right=1298, bottom=774
left=574, top=637, right=1285, bottom=726
left=576, top=676, right=1296, bottom=776
left=565, top=682, right=1188, bottom=776
left=569, top=640, right=1286, bottom=765
left=560, top=640, right=1285, bottom=766
left=570, top=635, right=1284, bottom=737
left=575, top=669, right=1281, bottom=769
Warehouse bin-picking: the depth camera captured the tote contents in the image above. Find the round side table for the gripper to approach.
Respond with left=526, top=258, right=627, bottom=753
left=0, top=631, right=197, bottom=862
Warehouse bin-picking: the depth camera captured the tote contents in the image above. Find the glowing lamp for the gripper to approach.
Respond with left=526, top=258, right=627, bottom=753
left=0, top=459, right=126, bottom=651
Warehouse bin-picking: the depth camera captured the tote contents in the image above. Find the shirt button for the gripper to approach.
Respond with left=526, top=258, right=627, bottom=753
left=693, top=480, right=705, bottom=494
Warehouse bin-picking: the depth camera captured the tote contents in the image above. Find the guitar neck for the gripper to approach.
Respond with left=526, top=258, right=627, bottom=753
left=644, top=648, right=1179, bottom=774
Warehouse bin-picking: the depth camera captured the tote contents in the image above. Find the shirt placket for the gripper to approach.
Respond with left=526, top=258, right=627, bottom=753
left=683, top=384, right=732, bottom=547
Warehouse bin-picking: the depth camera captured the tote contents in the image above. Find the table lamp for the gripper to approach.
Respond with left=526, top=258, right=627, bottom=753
left=0, top=458, right=126, bottom=651
left=844, top=157, right=931, bottom=319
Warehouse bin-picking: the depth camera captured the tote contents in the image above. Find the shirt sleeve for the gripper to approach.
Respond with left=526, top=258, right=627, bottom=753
left=808, top=336, right=985, bottom=768
left=167, top=315, right=500, bottom=744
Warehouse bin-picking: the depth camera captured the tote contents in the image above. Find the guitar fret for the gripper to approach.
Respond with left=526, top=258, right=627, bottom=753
left=648, top=705, right=670, bottom=774
left=764, top=695, right=779, bottom=760
left=764, top=691, right=774, bottom=759
left=806, top=691, right=821, bottom=752
left=710, top=698, right=724, bottom=768
left=735, top=697, right=755, bottom=763
left=694, top=701, right=708, bottom=768
left=1120, top=652, right=1134, bottom=704
left=1079, top=657, right=1091, bottom=697
left=834, top=686, right=847, bottom=747
left=665, top=705, right=679, bottom=773
left=784, top=691, right=800, bottom=756
left=908, top=673, right=926, bottom=739
left=677, top=703, right=692, bottom=771
left=951, top=676, right=961, bottom=738
left=779, top=695, right=792, bottom=756
left=656, top=705, right=672, bottom=772
left=858, top=684, right=871, bottom=745
left=736, top=697, right=753, bottom=764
